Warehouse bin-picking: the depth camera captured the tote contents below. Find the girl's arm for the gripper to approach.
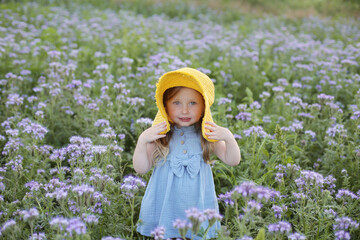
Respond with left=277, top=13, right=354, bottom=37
left=204, top=121, right=241, bottom=166
left=133, top=121, right=167, bottom=174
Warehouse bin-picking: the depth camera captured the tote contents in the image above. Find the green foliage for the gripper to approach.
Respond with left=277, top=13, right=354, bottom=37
left=0, top=0, right=359, bottom=239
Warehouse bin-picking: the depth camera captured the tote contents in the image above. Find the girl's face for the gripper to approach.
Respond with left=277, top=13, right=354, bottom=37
left=165, top=87, right=204, bottom=128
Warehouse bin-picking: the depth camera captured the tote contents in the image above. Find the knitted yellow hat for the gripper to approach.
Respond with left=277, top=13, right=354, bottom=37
left=152, top=67, right=217, bottom=142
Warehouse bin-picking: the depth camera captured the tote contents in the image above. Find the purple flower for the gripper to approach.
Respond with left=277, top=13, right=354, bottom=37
left=6, top=94, right=24, bottom=107
left=305, top=130, right=316, bottom=138
left=5, top=155, right=23, bottom=172
left=243, top=126, right=268, bottom=138
left=101, top=237, right=126, bottom=240
left=272, top=205, right=285, bottom=219
left=29, top=232, right=46, bottom=240
left=272, top=86, right=284, bottom=92
left=295, top=170, right=324, bottom=191
left=173, top=219, right=191, bottom=238
left=298, top=112, right=314, bottom=119
left=244, top=200, right=262, bottom=212
left=185, top=207, right=206, bottom=234
left=334, top=231, right=351, bottom=240
left=232, top=182, right=256, bottom=198
left=151, top=226, right=165, bottom=240
left=324, top=209, right=337, bottom=217
left=50, top=216, right=69, bottom=231
left=326, top=124, right=347, bottom=137
left=1, top=219, right=16, bottom=232
left=218, top=191, right=235, bottom=206
left=350, top=111, right=360, bottom=120
left=136, top=117, right=153, bottom=125
left=72, top=184, right=94, bottom=196
left=218, top=97, right=232, bottom=105
left=20, top=208, right=39, bottom=221
left=235, top=112, right=252, bottom=121
left=25, top=181, right=42, bottom=191
left=17, top=118, right=48, bottom=140
left=94, top=119, right=110, bottom=127
left=288, top=232, right=306, bottom=240
left=66, top=218, right=87, bottom=236
left=333, top=217, right=359, bottom=231
left=2, top=138, right=24, bottom=155
left=275, top=172, right=284, bottom=183
left=100, top=127, right=116, bottom=139
left=268, top=221, right=291, bottom=234
left=120, top=175, right=146, bottom=198
left=203, top=209, right=222, bottom=226
left=317, top=93, right=335, bottom=102
left=336, top=189, right=358, bottom=201
left=250, top=101, right=261, bottom=109
left=236, top=236, right=253, bottom=240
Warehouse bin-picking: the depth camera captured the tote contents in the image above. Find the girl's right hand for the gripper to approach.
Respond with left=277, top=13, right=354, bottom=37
left=139, top=121, right=167, bottom=143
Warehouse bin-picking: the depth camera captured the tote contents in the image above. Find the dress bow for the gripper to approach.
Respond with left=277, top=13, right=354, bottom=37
left=170, top=154, right=201, bottom=178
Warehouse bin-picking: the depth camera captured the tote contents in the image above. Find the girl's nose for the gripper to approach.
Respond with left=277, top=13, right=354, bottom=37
left=182, top=105, right=189, bottom=114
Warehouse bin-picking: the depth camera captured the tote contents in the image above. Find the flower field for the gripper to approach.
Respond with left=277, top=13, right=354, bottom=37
left=0, top=0, right=360, bottom=239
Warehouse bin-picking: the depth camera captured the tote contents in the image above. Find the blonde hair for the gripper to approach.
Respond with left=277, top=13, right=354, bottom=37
left=152, top=87, right=214, bottom=164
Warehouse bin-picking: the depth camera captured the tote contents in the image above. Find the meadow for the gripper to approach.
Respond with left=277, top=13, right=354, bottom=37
left=0, top=0, right=360, bottom=239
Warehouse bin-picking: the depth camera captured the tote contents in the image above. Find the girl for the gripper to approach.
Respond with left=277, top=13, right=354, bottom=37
left=133, top=67, right=241, bottom=239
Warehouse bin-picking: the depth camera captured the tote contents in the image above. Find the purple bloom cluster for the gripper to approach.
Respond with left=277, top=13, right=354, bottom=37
left=17, top=118, right=48, bottom=140
left=333, top=216, right=359, bottom=240
left=236, top=236, right=253, bottom=240
left=288, top=232, right=306, bottom=240
left=268, top=221, right=292, bottom=234
left=101, top=237, right=126, bottom=240
left=272, top=205, right=287, bottom=219
left=94, top=119, right=110, bottom=127
left=49, top=136, right=109, bottom=165
left=20, top=208, right=39, bottom=221
left=173, top=208, right=222, bottom=237
left=335, top=189, right=359, bottom=202
left=29, top=232, right=46, bottom=240
left=0, top=219, right=16, bottom=233
left=235, top=112, right=252, bottom=121
left=120, top=175, right=146, bottom=198
left=295, top=170, right=324, bottom=192
left=50, top=216, right=87, bottom=237
left=6, top=93, right=24, bottom=107
left=326, top=124, right=347, bottom=138
left=243, top=126, right=268, bottom=138
left=333, top=217, right=359, bottom=231
left=229, top=181, right=280, bottom=202
left=136, top=117, right=153, bottom=125
left=151, top=226, right=165, bottom=240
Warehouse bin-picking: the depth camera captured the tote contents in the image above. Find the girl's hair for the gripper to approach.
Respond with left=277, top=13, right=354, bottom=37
left=152, top=87, right=214, bottom=164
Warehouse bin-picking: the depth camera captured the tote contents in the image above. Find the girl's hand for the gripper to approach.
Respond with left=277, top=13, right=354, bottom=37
left=205, top=121, right=241, bottom=166
left=204, top=121, right=233, bottom=142
left=139, top=121, right=167, bottom=144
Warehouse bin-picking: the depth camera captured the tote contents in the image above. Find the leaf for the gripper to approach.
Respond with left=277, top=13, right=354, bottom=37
left=245, top=87, right=253, bottom=100
left=254, top=228, right=266, bottom=240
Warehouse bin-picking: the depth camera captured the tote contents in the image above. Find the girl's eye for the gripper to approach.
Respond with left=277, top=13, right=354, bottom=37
left=173, top=101, right=180, bottom=105
left=190, top=101, right=197, bottom=105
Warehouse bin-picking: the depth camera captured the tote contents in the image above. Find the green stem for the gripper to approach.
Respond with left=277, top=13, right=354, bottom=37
left=130, top=197, right=135, bottom=239
left=202, top=226, right=210, bottom=239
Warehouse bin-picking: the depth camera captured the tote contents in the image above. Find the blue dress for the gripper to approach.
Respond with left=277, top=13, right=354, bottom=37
left=137, top=125, right=221, bottom=239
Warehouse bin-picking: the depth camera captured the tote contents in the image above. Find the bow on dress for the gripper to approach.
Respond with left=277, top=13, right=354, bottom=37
left=170, top=154, right=201, bottom=178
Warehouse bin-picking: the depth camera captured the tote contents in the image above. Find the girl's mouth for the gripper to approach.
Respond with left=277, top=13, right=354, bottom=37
left=179, top=117, right=191, bottom=122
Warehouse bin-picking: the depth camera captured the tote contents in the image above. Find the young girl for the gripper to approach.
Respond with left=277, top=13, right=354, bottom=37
left=133, top=67, right=241, bottom=239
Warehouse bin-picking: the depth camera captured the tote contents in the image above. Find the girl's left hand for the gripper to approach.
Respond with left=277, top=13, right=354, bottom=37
left=204, top=121, right=233, bottom=142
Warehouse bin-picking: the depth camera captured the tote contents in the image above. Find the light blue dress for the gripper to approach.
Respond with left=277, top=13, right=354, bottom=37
left=137, top=125, right=221, bottom=239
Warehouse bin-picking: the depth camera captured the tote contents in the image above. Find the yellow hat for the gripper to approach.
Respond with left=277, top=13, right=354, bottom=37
left=152, top=67, right=217, bottom=142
